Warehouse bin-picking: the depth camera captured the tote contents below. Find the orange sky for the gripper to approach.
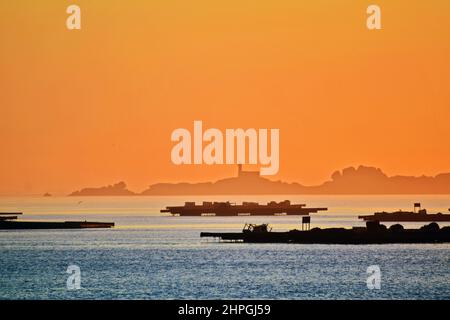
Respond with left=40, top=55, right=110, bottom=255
left=1, top=1, right=450, bottom=195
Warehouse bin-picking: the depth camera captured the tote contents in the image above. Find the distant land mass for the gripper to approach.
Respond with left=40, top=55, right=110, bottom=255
left=70, top=181, right=136, bottom=196
left=69, top=165, right=450, bottom=196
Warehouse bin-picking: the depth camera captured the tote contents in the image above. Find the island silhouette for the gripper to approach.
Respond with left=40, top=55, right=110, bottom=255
left=69, top=165, right=450, bottom=196
left=70, top=181, right=136, bottom=196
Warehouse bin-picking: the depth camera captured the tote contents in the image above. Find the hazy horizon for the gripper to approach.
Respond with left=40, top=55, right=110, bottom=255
left=2, top=163, right=450, bottom=196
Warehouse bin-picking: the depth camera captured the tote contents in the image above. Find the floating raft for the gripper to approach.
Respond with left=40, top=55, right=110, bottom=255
left=201, top=221, right=450, bottom=244
left=0, top=212, right=22, bottom=222
left=358, top=204, right=450, bottom=222
left=359, top=211, right=450, bottom=222
left=0, top=212, right=114, bottom=230
left=162, top=200, right=327, bottom=216
left=0, top=221, right=114, bottom=229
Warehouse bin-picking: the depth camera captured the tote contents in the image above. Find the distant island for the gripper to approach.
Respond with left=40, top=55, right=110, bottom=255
left=69, top=165, right=450, bottom=196
left=70, top=181, right=136, bottom=196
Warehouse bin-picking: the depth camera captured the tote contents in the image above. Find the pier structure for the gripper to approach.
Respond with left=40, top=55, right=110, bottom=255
left=200, top=221, right=450, bottom=244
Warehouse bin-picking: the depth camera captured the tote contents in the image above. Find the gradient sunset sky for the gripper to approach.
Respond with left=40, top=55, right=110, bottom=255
left=1, top=1, right=450, bottom=195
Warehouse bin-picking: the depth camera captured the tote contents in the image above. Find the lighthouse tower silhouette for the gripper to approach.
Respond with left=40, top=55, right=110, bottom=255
left=237, top=164, right=260, bottom=178
left=237, top=164, right=243, bottom=177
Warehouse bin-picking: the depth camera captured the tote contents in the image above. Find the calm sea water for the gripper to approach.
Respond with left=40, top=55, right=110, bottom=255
left=1, top=195, right=449, bottom=299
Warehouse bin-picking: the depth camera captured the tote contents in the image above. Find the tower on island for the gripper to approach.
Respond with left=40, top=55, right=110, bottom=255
left=237, top=164, right=260, bottom=178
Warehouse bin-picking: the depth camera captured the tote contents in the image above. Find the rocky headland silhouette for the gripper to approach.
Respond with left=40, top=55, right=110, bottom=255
left=69, top=165, right=450, bottom=196
left=70, top=181, right=136, bottom=196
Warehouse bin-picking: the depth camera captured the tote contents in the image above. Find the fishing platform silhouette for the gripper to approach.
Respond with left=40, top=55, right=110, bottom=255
left=0, top=212, right=114, bottom=229
left=161, top=200, right=327, bottom=216
left=358, top=203, right=450, bottom=222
